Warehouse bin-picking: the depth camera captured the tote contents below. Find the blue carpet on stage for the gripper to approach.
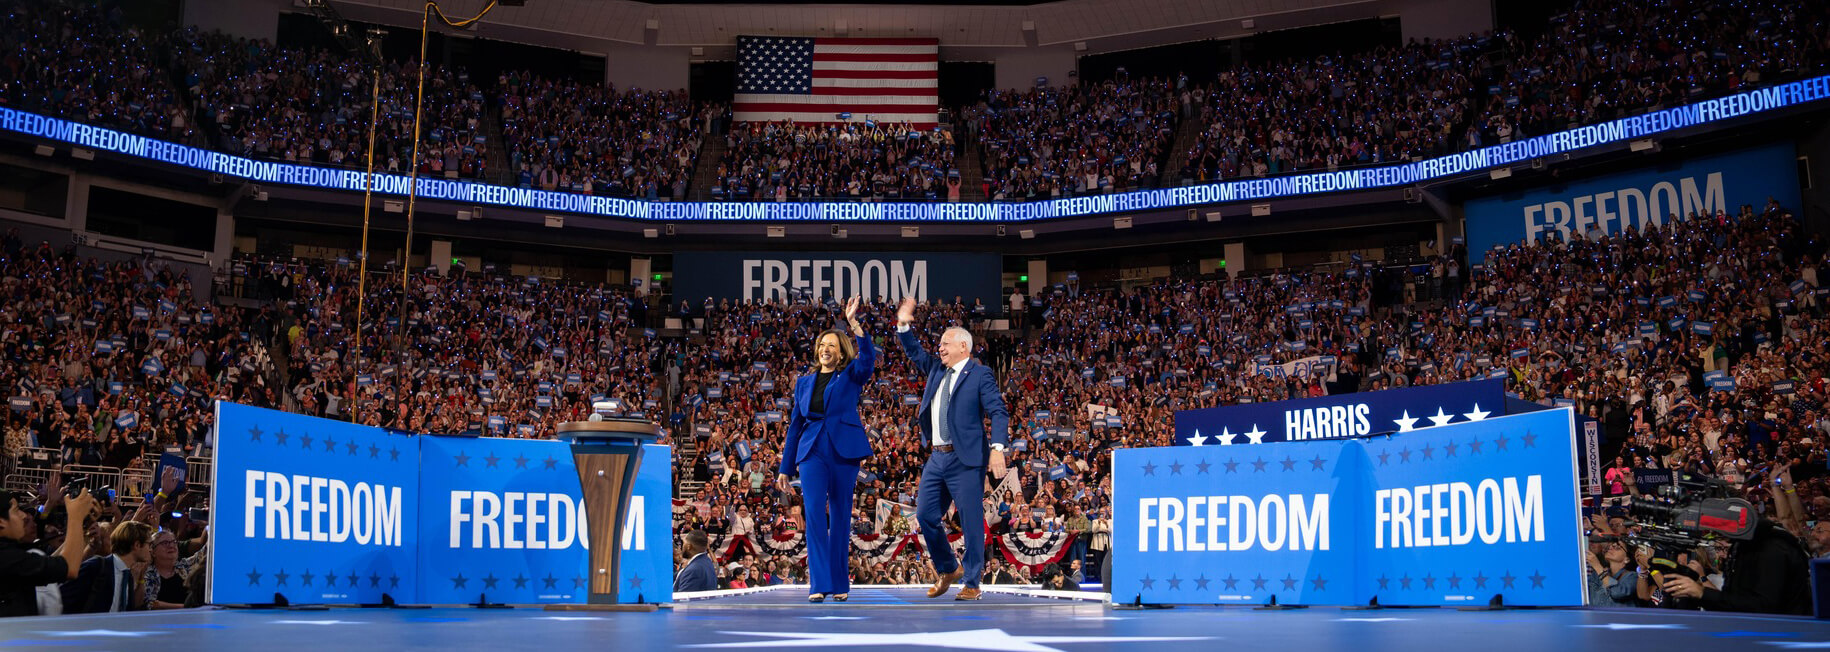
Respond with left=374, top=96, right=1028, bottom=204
left=8, top=588, right=1830, bottom=651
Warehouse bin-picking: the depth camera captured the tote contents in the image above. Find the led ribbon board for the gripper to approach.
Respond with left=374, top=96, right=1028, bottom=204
left=4, top=75, right=1827, bottom=222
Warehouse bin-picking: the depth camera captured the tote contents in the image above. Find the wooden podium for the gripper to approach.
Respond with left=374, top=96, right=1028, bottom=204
left=548, top=419, right=660, bottom=612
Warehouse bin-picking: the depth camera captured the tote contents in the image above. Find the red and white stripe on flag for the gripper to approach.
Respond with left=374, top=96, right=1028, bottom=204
left=733, top=36, right=939, bottom=129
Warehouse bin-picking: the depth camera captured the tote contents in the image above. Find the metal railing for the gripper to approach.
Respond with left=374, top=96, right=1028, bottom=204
left=3, top=451, right=213, bottom=502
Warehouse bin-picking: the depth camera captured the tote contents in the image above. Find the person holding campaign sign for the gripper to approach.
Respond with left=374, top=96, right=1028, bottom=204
left=895, top=297, right=1010, bottom=602
left=775, top=297, right=876, bottom=603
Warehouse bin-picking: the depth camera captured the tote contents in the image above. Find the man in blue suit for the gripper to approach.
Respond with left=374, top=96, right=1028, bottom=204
left=895, top=297, right=1008, bottom=601
left=673, top=530, right=718, bottom=593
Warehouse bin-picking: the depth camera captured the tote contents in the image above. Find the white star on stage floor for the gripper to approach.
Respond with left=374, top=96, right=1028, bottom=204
left=35, top=630, right=170, bottom=637
left=1333, top=618, right=1413, bottom=622
left=1393, top=411, right=1420, bottom=431
left=1187, top=429, right=1210, bottom=446
left=1574, top=623, right=1687, bottom=630
left=1463, top=403, right=1491, bottom=421
left=686, top=628, right=1214, bottom=651
left=1427, top=407, right=1455, bottom=427
left=271, top=620, right=367, bottom=625
left=1217, top=427, right=1236, bottom=445
left=1242, top=425, right=1267, bottom=445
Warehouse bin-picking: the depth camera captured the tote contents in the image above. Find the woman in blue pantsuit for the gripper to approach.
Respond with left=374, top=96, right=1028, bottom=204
left=776, top=297, right=876, bottom=602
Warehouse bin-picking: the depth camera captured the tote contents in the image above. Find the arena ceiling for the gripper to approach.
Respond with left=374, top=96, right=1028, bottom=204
left=333, top=0, right=1396, bottom=58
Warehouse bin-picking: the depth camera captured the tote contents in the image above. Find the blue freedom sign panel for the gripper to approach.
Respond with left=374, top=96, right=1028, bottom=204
left=210, top=402, right=673, bottom=605
left=672, top=251, right=1001, bottom=306
left=1113, top=438, right=1355, bottom=605
left=1117, top=408, right=1583, bottom=606
left=418, top=436, right=672, bottom=604
left=1173, top=379, right=1505, bottom=446
left=1466, top=143, right=1801, bottom=263
left=1359, top=409, right=1584, bottom=606
left=209, top=402, right=420, bottom=605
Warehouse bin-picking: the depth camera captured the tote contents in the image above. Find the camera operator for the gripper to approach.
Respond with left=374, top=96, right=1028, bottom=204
left=1657, top=516, right=1811, bottom=614
left=0, top=490, right=97, bottom=617
left=1655, top=462, right=1812, bottom=614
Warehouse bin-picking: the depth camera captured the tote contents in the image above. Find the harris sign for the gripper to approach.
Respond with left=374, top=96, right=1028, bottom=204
left=1173, top=379, right=1506, bottom=446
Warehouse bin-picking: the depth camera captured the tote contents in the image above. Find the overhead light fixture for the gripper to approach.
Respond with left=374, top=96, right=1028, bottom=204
left=1113, top=217, right=1133, bottom=229
left=544, top=215, right=564, bottom=228
left=643, top=228, right=659, bottom=238
left=1490, top=167, right=1512, bottom=180
left=1251, top=204, right=1271, bottom=217
left=384, top=200, right=404, bottom=213
left=1630, top=138, right=1657, bottom=152
left=71, top=148, right=94, bottom=161
left=767, top=226, right=786, bottom=238
left=1019, top=229, right=1036, bottom=239
left=33, top=145, right=53, bottom=157
left=901, top=226, right=919, bottom=238
left=1205, top=211, right=1222, bottom=222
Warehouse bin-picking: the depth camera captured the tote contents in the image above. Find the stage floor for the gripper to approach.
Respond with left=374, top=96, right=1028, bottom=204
left=9, top=586, right=1830, bottom=650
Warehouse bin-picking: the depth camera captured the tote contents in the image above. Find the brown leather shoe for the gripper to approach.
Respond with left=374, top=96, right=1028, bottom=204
left=954, top=587, right=983, bottom=601
left=927, top=568, right=964, bottom=598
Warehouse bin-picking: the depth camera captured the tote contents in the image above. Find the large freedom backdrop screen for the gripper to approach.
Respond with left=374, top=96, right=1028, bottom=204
left=672, top=251, right=1002, bottom=306
left=1465, top=143, right=1801, bottom=263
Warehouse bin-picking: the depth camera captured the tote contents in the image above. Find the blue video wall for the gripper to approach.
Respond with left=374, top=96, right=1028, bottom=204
left=1466, top=143, right=1802, bottom=263
left=1116, top=408, right=1583, bottom=606
left=209, top=402, right=671, bottom=605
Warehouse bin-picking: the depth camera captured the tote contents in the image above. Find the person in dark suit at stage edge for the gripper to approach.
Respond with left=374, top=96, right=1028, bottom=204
left=60, top=521, right=153, bottom=614
left=983, top=558, right=1018, bottom=585
left=674, top=530, right=718, bottom=593
left=775, top=297, right=876, bottom=603
left=895, top=297, right=1010, bottom=602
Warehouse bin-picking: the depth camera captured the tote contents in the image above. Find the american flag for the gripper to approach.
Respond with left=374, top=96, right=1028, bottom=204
left=733, top=36, right=939, bottom=128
